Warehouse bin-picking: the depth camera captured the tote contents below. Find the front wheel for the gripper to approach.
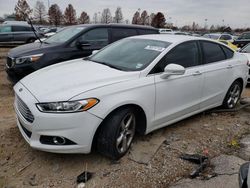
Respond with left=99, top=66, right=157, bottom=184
left=222, top=80, right=242, bottom=109
left=97, top=107, right=136, bottom=160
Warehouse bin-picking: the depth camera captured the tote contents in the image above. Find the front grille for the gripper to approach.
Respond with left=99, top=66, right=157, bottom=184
left=6, top=57, right=15, bottom=68
left=16, top=95, right=34, bottom=123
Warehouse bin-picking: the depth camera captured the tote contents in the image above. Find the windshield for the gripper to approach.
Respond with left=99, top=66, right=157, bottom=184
left=44, top=26, right=85, bottom=44
left=241, top=44, right=250, bottom=53
left=89, top=38, right=171, bottom=71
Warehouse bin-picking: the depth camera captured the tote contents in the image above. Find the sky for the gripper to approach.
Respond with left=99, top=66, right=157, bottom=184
left=0, top=0, right=249, bottom=28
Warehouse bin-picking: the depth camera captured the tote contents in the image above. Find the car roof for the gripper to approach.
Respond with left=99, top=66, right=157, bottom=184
left=67, top=24, right=157, bottom=30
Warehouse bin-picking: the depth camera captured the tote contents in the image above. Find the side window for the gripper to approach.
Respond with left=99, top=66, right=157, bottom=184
left=12, top=26, right=32, bottom=32
left=220, top=35, right=232, bottom=40
left=221, top=45, right=234, bottom=59
left=151, top=41, right=199, bottom=73
left=78, top=28, right=109, bottom=47
left=138, top=29, right=158, bottom=35
left=0, top=26, right=11, bottom=33
left=201, top=41, right=226, bottom=64
left=111, top=28, right=137, bottom=42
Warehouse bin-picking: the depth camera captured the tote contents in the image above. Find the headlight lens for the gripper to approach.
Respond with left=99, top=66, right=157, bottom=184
left=36, top=98, right=99, bottom=113
left=15, top=54, right=43, bottom=64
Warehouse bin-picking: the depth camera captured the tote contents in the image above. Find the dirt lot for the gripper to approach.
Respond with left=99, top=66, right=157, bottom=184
left=0, top=47, right=250, bottom=188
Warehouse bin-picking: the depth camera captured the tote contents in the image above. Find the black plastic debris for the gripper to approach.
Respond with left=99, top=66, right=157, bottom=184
left=180, top=154, right=208, bottom=164
left=180, top=153, right=209, bottom=179
left=77, top=171, right=93, bottom=183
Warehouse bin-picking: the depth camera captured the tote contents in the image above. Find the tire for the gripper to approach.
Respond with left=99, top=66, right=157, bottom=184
left=222, top=80, right=242, bottom=109
left=96, top=107, right=136, bottom=160
left=27, top=38, right=36, bottom=43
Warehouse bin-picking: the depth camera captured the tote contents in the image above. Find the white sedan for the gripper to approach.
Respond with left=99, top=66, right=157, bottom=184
left=239, top=43, right=250, bottom=83
left=14, top=35, right=248, bottom=159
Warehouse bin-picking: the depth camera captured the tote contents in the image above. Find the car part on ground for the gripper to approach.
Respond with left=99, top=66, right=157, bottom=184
left=13, top=35, right=248, bottom=159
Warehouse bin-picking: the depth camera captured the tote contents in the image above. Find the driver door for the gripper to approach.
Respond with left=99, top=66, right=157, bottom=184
left=152, top=41, right=204, bottom=128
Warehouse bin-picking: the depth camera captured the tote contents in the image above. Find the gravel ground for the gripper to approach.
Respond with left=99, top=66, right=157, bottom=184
left=0, top=47, right=250, bottom=188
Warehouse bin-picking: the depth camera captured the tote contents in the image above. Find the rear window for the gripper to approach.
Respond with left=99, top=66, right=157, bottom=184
left=12, top=26, right=32, bottom=32
left=111, top=28, right=137, bottom=42
left=138, top=29, right=158, bottom=35
left=201, top=41, right=226, bottom=64
left=221, top=45, right=234, bottom=59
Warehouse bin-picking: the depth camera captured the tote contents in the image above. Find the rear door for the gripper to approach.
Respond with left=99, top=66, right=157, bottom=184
left=0, top=25, right=13, bottom=43
left=198, top=40, right=235, bottom=109
left=12, top=25, right=33, bottom=43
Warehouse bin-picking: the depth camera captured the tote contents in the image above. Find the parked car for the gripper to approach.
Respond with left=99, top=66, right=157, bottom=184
left=234, top=32, right=250, bottom=48
left=0, top=23, right=42, bottom=44
left=203, top=33, right=235, bottom=42
left=159, top=28, right=173, bottom=34
left=239, top=43, right=250, bottom=83
left=14, top=35, right=248, bottom=159
left=6, top=24, right=159, bottom=83
left=218, top=40, right=239, bottom=51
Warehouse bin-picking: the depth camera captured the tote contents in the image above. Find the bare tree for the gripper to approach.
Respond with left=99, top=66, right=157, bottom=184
left=132, top=11, right=141, bottom=25
left=15, top=0, right=32, bottom=21
left=34, top=1, right=46, bottom=24
left=101, top=8, right=112, bottom=24
left=148, top=13, right=155, bottom=26
left=64, top=4, right=77, bottom=25
left=79, top=11, right=90, bottom=24
left=113, top=7, right=123, bottom=23
left=151, top=12, right=166, bottom=28
left=48, top=4, right=62, bottom=26
left=141, top=10, right=149, bottom=25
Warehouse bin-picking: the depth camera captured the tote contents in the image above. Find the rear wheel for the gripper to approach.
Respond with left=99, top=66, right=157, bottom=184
left=97, top=107, right=136, bottom=160
left=222, top=80, right=242, bottom=109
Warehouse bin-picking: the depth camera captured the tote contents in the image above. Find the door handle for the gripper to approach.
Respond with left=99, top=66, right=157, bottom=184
left=192, top=71, right=202, bottom=76
left=227, top=65, right=233, bottom=69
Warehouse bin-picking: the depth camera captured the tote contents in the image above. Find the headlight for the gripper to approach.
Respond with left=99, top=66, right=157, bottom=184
left=36, top=98, right=99, bottom=113
left=15, top=54, right=43, bottom=64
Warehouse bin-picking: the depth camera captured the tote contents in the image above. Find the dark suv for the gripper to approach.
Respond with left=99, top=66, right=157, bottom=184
left=0, top=24, right=42, bottom=44
left=6, top=24, right=159, bottom=82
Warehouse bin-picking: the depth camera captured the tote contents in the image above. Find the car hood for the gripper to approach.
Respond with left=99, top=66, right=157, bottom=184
left=8, top=42, right=60, bottom=58
left=19, top=59, right=140, bottom=102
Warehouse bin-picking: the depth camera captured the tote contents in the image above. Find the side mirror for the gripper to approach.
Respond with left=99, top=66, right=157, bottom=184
left=239, top=162, right=249, bottom=188
left=92, top=50, right=99, bottom=55
left=160, top=64, right=185, bottom=79
left=76, top=40, right=91, bottom=49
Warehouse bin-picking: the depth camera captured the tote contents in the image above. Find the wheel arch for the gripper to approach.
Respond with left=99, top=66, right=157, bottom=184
left=91, top=103, right=147, bottom=151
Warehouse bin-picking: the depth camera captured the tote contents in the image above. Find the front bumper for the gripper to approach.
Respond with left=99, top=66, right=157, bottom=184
left=14, top=82, right=103, bottom=154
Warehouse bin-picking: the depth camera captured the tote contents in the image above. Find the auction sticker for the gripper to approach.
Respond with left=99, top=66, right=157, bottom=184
left=144, top=45, right=165, bottom=52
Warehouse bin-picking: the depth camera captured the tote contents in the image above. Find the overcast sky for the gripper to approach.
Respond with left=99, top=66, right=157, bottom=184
left=0, top=0, right=249, bottom=28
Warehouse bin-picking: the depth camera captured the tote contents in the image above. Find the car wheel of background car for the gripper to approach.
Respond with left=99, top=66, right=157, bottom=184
left=27, top=38, right=36, bottom=43
left=96, top=107, right=136, bottom=160
left=222, top=80, right=242, bottom=109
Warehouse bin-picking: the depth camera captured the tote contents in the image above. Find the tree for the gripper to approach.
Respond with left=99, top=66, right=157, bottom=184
left=113, top=7, right=123, bottom=23
left=151, top=12, right=166, bottom=28
left=14, top=0, right=32, bottom=21
left=132, top=11, right=141, bottom=25
left=141, top=10, right=149, bottom=25
left=48, top=4, right=62, bottom=26
left=148, top=13, right=155, bottom=25
left=79, top=11, right=90, bottom=24
left=34, top=1, right=46, bottom=24
left=210, top=24, right=215, bottom=32
left=64, top=4, right=77, bottom=25
left=101, top=8, right=112, bottom=24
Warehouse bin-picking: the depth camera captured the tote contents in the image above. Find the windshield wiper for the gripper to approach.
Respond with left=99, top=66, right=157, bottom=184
left=89, top=59, right=123, bottom=70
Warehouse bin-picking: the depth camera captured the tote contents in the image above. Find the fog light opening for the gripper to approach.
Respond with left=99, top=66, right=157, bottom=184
left=53, top=136, right=66, bottom=145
